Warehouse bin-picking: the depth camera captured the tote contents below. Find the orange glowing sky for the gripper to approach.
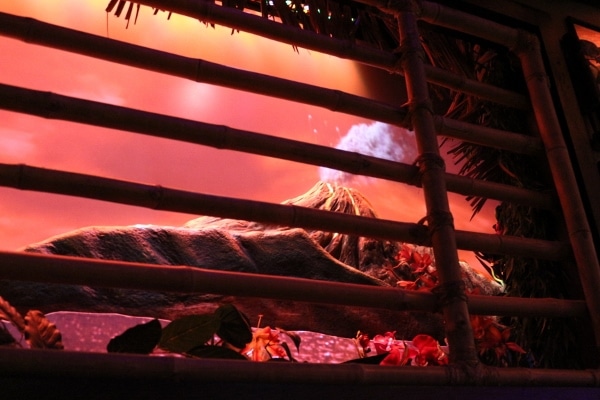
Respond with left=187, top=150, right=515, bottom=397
left=0, top=1, right=497, bottom=272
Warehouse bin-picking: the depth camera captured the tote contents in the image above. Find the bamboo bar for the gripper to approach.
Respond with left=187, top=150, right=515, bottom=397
left=0, top=12, right=402, bottom=126
left=1, top=348, right=599, bottom=387
left=0, top=251, right=587, bottom=318
left=0, top=12, right=540, bottom=153
left=127, top=0, right=531, bottom=110
left=398, top=11, right=478, bottom=364
left=0, top=163, right=569, bottom=261
left=0, top=83, right=553, bottom=208
left=432, top=115, right=543, bottom=156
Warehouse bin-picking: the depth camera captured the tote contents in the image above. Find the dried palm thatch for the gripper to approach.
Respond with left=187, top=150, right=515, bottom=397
left=416, top=25, right=587, bottom=368
left=106, top=0, right=400, bottom=51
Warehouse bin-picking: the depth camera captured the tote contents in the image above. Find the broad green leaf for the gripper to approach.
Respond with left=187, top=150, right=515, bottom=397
left=159, top=314, right=219, bottom=354
left=214, top=304, right=252, bottom=349
left=187, top=345, right=248, bottom=360
left=107, top=319, right=161, bottom=354
left=278, top=328, right=301, bottom=353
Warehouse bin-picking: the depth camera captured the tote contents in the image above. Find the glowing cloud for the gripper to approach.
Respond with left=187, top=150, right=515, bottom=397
left=319, top=122, right=417, bottom=185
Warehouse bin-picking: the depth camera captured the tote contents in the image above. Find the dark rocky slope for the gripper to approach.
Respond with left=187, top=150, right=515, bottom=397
left=1, top=182, right=500, bottom=339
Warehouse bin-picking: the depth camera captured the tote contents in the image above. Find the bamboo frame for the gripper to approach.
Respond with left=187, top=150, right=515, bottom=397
left=0, top=251, right=586, bottom=318
left=407, top=0, right=600, bottom=355
left=0, top=1, right=597, bottom=389
left=0, top=12, right=540, bottom=154
left=0, top=83, right=553, bottom=208
left=0, top=163, right=569, bottom=261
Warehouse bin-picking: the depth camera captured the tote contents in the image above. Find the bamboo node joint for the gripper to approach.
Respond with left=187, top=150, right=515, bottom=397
left=426, top=210, right=455, bottom=234
left=432, top=280, right=467, bottom=310
left=415, top=152, right=445, bottom=173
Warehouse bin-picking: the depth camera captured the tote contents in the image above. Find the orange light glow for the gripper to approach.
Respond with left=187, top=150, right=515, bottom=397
left=0, top=1, right=495, bottom=275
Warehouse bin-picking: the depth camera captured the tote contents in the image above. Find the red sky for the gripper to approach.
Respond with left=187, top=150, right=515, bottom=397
left=0, top=1, right=497, bottom=272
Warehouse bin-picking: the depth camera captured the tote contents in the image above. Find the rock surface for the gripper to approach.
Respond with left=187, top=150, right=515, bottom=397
left=1, top=182, right=500, bottom=340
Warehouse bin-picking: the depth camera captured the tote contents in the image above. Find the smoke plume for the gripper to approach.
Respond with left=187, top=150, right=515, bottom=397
left=319, top=122, right=416, bottom=186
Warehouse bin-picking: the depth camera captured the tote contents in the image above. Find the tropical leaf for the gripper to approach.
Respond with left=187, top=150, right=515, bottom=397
left=107, top=319, right=162, bottom=354
left=24, top=310, right=63, bottom=350
left=278, top=328, right=301, bottom=353
left=159, top=314, right=219, bottom=354
left=214, top=304, right=252, bottom=349
left=0, top=296, right=25, bottom=332
left=278, top=341, right=297, bottom=362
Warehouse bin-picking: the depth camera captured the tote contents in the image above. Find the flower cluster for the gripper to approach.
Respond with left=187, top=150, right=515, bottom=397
left=471, top=315, right=526, bottom=366
left=371, top=331, right=448, bottom=366
left=360, top=316, right=527, bottom=367
left=242, top=327, right=292, bottom=361
left=389, top=244, right=438, bottom=291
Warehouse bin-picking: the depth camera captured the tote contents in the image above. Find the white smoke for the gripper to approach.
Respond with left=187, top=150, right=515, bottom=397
left=319, top=122, right=416, bottom=186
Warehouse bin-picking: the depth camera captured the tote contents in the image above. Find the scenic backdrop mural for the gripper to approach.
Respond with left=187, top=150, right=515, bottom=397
left=0, top=1, right=496, bottom=272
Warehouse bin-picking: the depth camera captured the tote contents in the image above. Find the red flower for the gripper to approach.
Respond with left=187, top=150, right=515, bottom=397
left=394, top=244, right=438, bottom=291
left=242, top=327, right=288, bottom=361
left=411, top=251, right=433, bottom=274
left=396, top=244, right=413, bottom=264
left=380, top=346, right=415, bottom=366
left=470, top=315, right=526, bottom=363
left=411, top=334, right=448, bottom=366
left=378, top=334, right=447, bottom=366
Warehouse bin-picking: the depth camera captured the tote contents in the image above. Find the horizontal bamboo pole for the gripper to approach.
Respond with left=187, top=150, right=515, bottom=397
left=0, top=12, right=401, bottom=125
left=0, top=251, right=587, bottom=318
left=1, top=347, right=599, bottom=387
left=131, top=0, right=531, bottom=110
left=0, top=12, right=540, bottom=154
left=432, top=116, right=543, bottom=156
left=0, top=164, right=569, bottom=261
left=0, top=83, right=552, bottom=208
left=418, top=1, right=520, bottom=49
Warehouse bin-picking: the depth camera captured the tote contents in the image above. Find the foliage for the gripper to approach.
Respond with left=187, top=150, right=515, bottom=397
left=0, top=296, right=63, bottom=350
left=390, top=244, right=437, bottom=291
left=355, top=316, right=528, bottom=368
left=491, top=204, right=584, bottom=369
left=0, top=292, right=530, bottom=367
left=105, top=0, right=399, bottom=52
left=107, top=318, right=162, bottom=354
left=470, top=315, right=527, bottom=367
left=418, top=25, right=588, bottom=369
left=107, top=303, right=301, bottom=362
left=243, top=326, right=301, bottom=362
left=364, top=331, right=448, bottom=367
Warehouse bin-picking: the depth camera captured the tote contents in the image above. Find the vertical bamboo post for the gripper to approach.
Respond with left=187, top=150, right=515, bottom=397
left=397, top=11, right=478, bottom=365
